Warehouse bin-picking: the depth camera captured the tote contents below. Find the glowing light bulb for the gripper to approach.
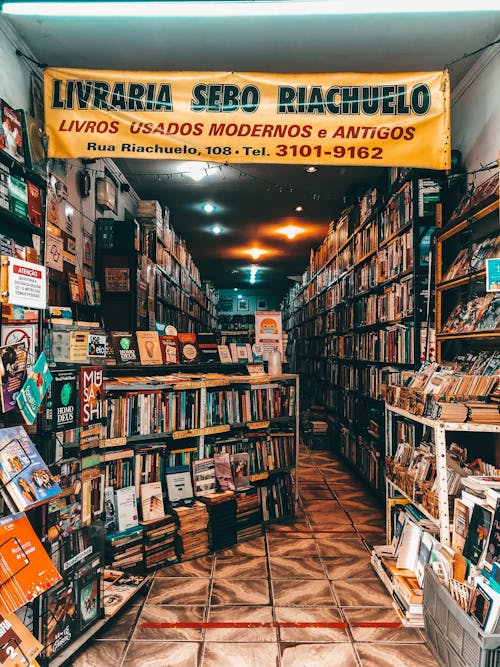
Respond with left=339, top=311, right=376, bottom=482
left=211, top=225, right=222, bottom=235
left=202, top=203, right=216, bottom=214
left=246, top=248, right=266, bottom=261
left=278, top=225, right=304, bottom=240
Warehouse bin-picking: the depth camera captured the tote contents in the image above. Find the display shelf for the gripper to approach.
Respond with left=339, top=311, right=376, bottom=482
left=436, top=270, right=486, bottom=291
left=438, top=199, right=498, bottom=242
left=436, top=331, right=500, bottom=341
left=0, top=208, right=44, bottom=236
left=48, top=575, right=151, bottom=667
left=386, top=478, right=440, bottom=527
left=378, top=220, right=413, bottom=249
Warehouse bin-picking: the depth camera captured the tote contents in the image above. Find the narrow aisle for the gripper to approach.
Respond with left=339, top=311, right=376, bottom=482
left=70, top=445, right=439, bottom=667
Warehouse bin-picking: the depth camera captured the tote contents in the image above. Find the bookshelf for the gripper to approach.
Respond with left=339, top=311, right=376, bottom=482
left=435, top=171, right=499, bottom=363
left=95, top=210, right=217, bottom=333
left=284, top=172, right=441, bottom=493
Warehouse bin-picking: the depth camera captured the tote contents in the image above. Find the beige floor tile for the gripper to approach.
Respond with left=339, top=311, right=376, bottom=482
left=275, top=606, right=347, bottom=642
left=280, top=642, right=358, bottom=666
left=272, top=579, right=336, bottom=606
left=203, top=642, right=279, bottom=666
left=205, top=605, right=276, bottom=642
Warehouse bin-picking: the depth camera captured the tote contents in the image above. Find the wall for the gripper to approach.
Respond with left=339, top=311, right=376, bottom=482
left=0, top=17, right=34, bottom=110
left=218, top=289, right=282, bottom=316
left=451, top=39, right=500, bottom=179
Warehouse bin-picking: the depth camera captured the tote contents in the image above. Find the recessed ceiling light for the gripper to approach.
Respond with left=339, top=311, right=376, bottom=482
left=237, top=294, right=242, bottom=299
left=211, top=225, right=223, bottom=235
left=202, top=203, right=216, bottom=214
left=305, top=166, right=318, bottom=173
left=185, top=164, right=207, bottom=182
left=278, top=225, right=304, bottom=240
left=233, top=287, right=238, bottom=291
left=245, top=248, right=267, bottom=261
left=295, top=205, right=304, bottom=212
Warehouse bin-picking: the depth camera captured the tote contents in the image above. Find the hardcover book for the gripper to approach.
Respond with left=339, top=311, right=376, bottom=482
left=177, top=333, right=199, bottom=364
left=0, top=511, right=62, bottom=614
left=79, top=366, right=104, bottom=427
left=159, top=334, right=179, bottom=364
left=40, top=579, right=76, bottom=660
left=140, top=481, right=165, bottom=521
left=217, top=344, right=233, bottom=364
left=136, top=331, right=163, bottom=366
left=197, top=332, right=218, bottom=363
left=67, top=273, right=86, bottom=304
left=165, top=465, right=194, bottom=505
left=74, top=555, right=101, bottom=633
left=0, top=341, right=28, bottom=413
left=214, top=452, right=235, bottom=491
left=230, top=452, right=252, bottom=491
left=485, top=499, right=500, bottom=571
left=463, top=503, right=493, bottom=566
left=111, top=332, right=139, bottom=364
left=114, top=486, right=139, bottom=532
left=192, top=458, right=217, bottom=497
left=0, top=425, right=61, bottom=512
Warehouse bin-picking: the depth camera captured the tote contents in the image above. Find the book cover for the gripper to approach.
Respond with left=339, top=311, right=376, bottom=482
left=74, top=555, right=101, bottom=633
left=159, top=334, right=179, bottom=365
left=140, top=481, right=165, bottom=521
left=0, top=342, right=28, bottom=413
left=88, top=333, right=107, bottom=358
left=69, top=331, right=89, bottom=363
left=114, top=486, right=139, bottom=532
left=136, top=331, right=163, bottom=366
left=197, top=332, right=218, bottom=363
left=0, top=605, right=43, bottom=665
left=0, top=425, right=61, bottom=512
left=463, top=503, right=493, bottom=566
left=0, top=511, right=62, bottom=614
left=111, top=332, right=139, bottom=364
left=27, top=180, right=43, bottom=228
left=485, top=499, right=500, bottom=571
left=217, top=345, right=233, bottom=364
left=67, top=273, right=85, bottom=304
left=177, top=333, right=199, bottom=364
left=40, top=579, right=76, bottom=659
left=0, top=100, right=25, bottom=164
left=165, top=465, right=194, bottom=504
left=16, top=352, right=53, bottom=425
left=230, top=452, right=252, bottom=491
left=214, top=452, right=235, bottom=491
left=79, top=366, right=104, bottom=427
left=192, top=458, right=217, bottom=497
left=104, top=486, right=117, bottom=533
left=452, top=498, right=470, bottom=555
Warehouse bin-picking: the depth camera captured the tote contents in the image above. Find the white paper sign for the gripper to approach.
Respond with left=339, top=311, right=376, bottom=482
left=7, top=257, right=47, bottom=309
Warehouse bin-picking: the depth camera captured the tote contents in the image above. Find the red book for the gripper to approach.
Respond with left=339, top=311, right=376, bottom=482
left=79, top=366, right=104, bottom=427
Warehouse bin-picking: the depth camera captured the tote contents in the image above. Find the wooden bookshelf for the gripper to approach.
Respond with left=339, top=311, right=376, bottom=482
left=284, top=172, right=441, bottom=494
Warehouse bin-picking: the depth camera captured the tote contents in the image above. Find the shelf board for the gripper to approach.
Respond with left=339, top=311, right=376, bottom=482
left=378, top=220, right=413, bottom=249
left=0, top=208, right=44, bottom=236
left=436, top=270, right=487, bottom=291
left=386, top=403, right=500, bottom=432
left=386, top=479, right=440, bottom=526
left=436, top=330, right=500, bottom=341
left=438, top=200, right=499, bottom=242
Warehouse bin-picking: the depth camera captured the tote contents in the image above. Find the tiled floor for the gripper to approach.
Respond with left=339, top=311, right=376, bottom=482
left=69, top=445, right=439, bottom=666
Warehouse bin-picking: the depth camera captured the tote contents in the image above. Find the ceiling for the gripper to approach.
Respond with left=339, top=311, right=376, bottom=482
left=5, top=7, right=500, bottom=294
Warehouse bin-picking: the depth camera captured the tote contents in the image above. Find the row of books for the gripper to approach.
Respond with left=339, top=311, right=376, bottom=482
left=442, top=294, right=500, bottom=334
left=339, top=426, right=383, bottom=491
left=442, top=232, right=499, bottom=283
left=378, top=228, right=413, bottom=283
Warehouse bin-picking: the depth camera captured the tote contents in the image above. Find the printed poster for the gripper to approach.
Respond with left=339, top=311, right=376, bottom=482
left=255, top=311, right=283, bottom=361
left=7, top=258, right=47, bottom=310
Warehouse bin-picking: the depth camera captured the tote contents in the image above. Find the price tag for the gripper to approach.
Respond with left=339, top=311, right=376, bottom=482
left=247, top=421, right=270, bottom=430
left=250, top=472, right=269, bottom=482
left=204, top=424, right=231, bottom=435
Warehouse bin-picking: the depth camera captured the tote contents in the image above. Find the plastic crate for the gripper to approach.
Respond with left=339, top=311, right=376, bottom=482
left=423, top=566, right=500, bottom=667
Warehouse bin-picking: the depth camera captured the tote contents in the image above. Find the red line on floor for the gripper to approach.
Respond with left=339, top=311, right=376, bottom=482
left=140, top=620, right=402, bottom=629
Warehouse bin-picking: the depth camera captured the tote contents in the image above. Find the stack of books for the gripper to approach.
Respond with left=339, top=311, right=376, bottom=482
left=105, top=525, right=143, bottom=570
left=199, top=491, right=237, bottom=551
left=141, top=515, right=178, bottom=570
left=235, top=489, right=263, bottom=543
left=172, top=501, right=210, bottom=560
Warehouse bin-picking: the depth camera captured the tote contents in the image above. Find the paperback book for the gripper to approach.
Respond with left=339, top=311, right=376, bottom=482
left=79, top=366, right=104, bottom=427
left=140, top=481, right=165, bottom=521
left=177, top=333, right=199, bottom=364
left=136, top=331, right=163, bottom=366
left=111, top=332, right=140, bottom=364
left=16, top=352, right=53, bottom=425
left=0, top=425, right=61, bottom=512
left=40, top=578, right=76, bottom=660
left=0, top=342, right=28, bottom=413
left=45, top=369, right=78, bottom=431
left=0, top=511, right=62, bottom=614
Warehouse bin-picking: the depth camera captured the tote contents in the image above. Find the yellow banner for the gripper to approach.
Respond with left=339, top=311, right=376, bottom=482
left=44, top=69, right=450, bottom=169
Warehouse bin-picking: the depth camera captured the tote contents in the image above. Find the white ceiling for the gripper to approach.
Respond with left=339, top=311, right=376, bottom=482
left=5, top=8, right=500, bottom=291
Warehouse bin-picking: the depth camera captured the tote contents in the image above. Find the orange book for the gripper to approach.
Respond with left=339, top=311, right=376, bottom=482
left=0, top=602, right=43, bottom=665
left=0, top=512, right=61, bottom=614
left=136, top=331, right=163, bottom=366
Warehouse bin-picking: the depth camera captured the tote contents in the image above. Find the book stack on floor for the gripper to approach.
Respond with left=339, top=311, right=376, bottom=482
left=141, top=515, right=178, bottom=570
left=105, top=525, right=144, bottom=571
left=172, top=501, right=210, bottom=560
left=235, top=488, right=263, bottom=543
left=199, top=491, right=237, bottom=551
